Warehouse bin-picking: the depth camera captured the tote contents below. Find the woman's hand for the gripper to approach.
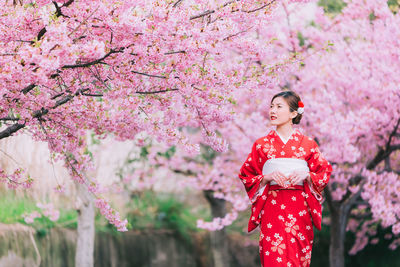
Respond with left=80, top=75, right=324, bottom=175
left=287, top=171, right=310, bottom=186
left=262, top=171, right=289, bottom=188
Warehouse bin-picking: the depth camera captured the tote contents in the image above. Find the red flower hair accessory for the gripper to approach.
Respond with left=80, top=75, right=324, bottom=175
left=297, top=101, right=304, bottom=114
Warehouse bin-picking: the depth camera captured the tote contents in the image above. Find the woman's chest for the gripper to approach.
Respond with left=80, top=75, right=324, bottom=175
left=258, top=135, right=313, bottom=162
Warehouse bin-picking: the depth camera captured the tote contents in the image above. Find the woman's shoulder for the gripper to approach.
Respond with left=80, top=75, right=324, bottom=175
left=254, top=129, right=275, bottom=144
left=297, top=129, right=319, bottom=148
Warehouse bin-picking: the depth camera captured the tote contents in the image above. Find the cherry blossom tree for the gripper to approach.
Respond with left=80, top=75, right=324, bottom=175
left=214, top=0, right=400, bottom=266
left=7, top=1, right=398, bottom=267
left=272, top=1, right=400, bottom=266
left=0, top=0, right=309, bottom=229
left=111, top=5, right=321, bottom=266
left=121, top=1, right=400, bottom=267
left=0, top=1, right=316, bottom=267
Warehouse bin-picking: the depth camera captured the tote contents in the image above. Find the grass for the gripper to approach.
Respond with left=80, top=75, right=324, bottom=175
left=0, top=190, right=37, bottom=224
left=0, top=189, right=77, bottom=230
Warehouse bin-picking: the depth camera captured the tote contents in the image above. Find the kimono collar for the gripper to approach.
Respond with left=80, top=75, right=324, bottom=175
left=268, top=128, right=301, bottom=139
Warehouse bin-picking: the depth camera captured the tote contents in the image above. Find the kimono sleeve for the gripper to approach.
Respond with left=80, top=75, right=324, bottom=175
left=307, top=140, right=332, bottom=194
left=238, top=141, right=265, bottom=203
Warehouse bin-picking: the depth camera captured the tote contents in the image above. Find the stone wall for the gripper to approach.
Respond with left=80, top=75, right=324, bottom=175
left=0, top=224, right=259, bottom=267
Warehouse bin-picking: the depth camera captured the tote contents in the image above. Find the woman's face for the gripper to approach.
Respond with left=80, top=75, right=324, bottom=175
left=269, top=96, right=297, bottom=126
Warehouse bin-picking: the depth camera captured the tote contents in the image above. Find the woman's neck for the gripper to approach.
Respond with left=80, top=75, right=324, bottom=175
left=275, top=124, right=294, bottom=139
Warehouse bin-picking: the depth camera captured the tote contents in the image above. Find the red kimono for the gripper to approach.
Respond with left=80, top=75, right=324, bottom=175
left=238, top=128, right=332, bottom=267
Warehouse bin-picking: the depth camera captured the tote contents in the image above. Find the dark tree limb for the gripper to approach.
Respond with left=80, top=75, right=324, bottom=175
left=164, top=50, right=186, bottom=55
left=62, top=49, right=124, bottom=69
left=367, top=117, right=400, bottom=170
left=172, top=0, right=183, bottom=8
left=190, top=10, right=215, bottom=20
left=0, top=123, right=25, bottom=139
left=0, top=117, right=19, bottom=121
left=242, top=0, right=276, bottom=13
left=135, top=88, right=178, bottom=94
left=1, top=88, right=84, bottom=139
left=21, top=84, right=36, bottom=94
left=131, top=71, right=166, bottom=79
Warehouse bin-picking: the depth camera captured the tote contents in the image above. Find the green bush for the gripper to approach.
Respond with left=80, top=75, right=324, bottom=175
left=126, top=190, right=209, bottom=241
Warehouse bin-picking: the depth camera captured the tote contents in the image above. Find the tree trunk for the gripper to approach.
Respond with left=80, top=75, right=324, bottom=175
left=328, top=199, right=352, bottom=267
left=75, top=183, right=95, bottom=267
left=203, top=190, right=229, bottom=267
left=325, top=184, right=361, bottom=267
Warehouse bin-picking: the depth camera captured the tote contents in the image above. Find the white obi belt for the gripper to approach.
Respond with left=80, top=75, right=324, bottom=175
left=258, top=158, right=309, bottom=194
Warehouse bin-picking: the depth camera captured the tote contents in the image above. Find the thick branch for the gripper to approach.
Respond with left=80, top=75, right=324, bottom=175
left=53, top=1, right=63, bottom=17
left=0, top=117, right=19, bottom=121
left=37, top=0, right=75, bottom=40
left=190, top=10, right=215, bottom=20
left=0, top=123, right=25, bottom=139
left=62, top=0, right=75, bottom=8
left=62, top=49, right=124, bottom=69
left=164, top=50, right=186, bottom=55
left=0, top=85, right=179, bottom=139
left=367, top=117, right=400, bottom=169
left=386, top=117, right=400, bottom=152
left=367, top=144, right=400, bottom=170
left=0, top=89, right=84, bottom=140
left=342, top=180, right=366, bottom=207
left=21, top=84, right=36, bottom=94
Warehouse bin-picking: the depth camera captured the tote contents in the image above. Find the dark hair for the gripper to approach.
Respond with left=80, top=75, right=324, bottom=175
left=271, top=90, right=303, bottom=124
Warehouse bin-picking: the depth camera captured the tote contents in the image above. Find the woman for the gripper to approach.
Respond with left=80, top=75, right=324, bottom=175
left=238, top=90, right=332, bottom=267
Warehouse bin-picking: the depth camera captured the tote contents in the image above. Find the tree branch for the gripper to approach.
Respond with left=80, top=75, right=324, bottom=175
left=172, top=0, right=183, bottom=8
left=62, top=0, right=75, bottom=8
left=164, top=50, right=186, bottom=55
left=21, top=84, right=36, bottom=94
left=0, top=88, right=85, bottom=139
left=0, top=117, right=19, bottom=121
left=62, top=49, right=124, bottom=69
left=223, top=27, right=252, bottom=41
left=135, top=88, right=178, bottom=94
left=367, top=117, right=400, bottom=170
left=342, top=179, right=367, bottom=208
left=81, top=93, right=103, bottom=97
left=242, top=0, right=276, bottom=13
left=131, top=70, right=166, bottom=79
left=53, top=1, right=62, bottom=17
left=190, top=10, right=215, bottom=20
left=0, top=123, right=25, bottom=139
left=386, top=117, right=400, bottom=152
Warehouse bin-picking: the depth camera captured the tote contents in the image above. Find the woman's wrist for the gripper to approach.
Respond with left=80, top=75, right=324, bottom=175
left=260, top=175, right=270, bottom=186
left=306, top=173, right=311, bottom=183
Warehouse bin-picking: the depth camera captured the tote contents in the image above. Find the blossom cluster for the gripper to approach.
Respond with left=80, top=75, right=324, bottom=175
left=95, top=198, right=128, bottom=232
left=0, top=168, right=33, bottom=189
left=24, top=202, right=60, bottom=224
